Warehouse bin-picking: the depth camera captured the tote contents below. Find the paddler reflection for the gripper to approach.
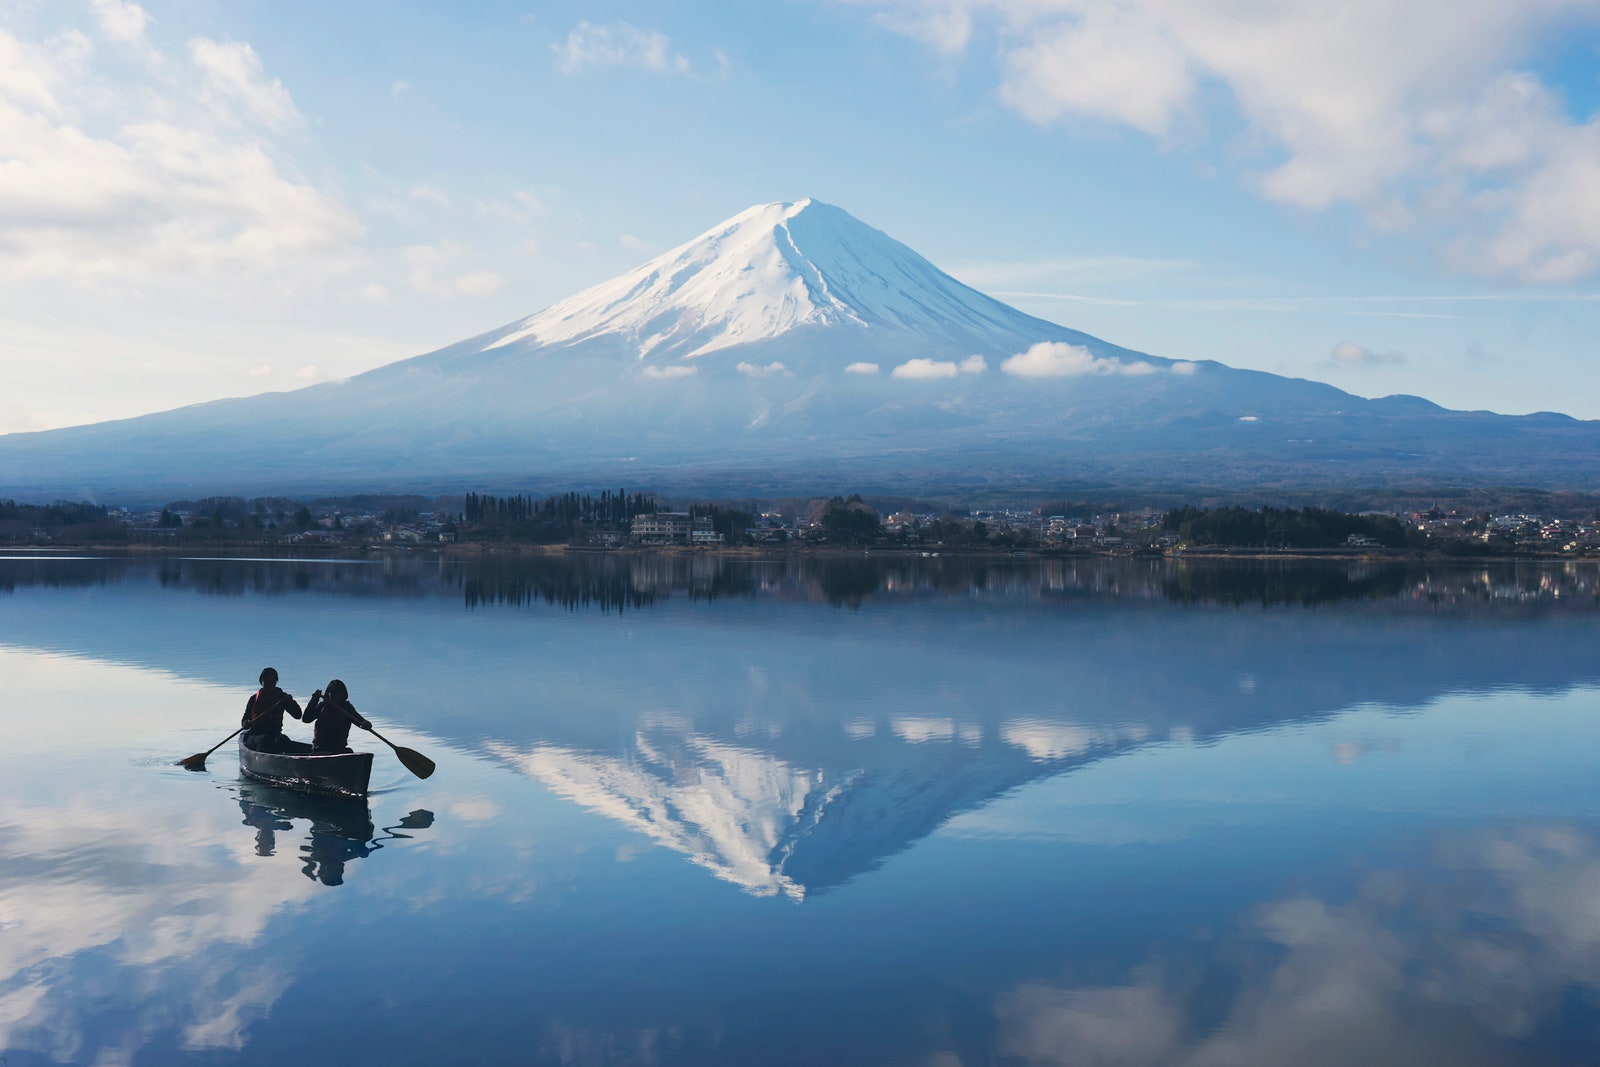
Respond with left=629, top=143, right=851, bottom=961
left=237, top=778, right=434, bottom=886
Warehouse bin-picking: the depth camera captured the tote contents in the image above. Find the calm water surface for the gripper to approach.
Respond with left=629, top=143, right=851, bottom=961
left=3, top=554, right=1600, bottom=1065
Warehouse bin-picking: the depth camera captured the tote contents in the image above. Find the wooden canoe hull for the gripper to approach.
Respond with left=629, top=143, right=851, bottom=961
left=238, top=737, right=374, bottom=798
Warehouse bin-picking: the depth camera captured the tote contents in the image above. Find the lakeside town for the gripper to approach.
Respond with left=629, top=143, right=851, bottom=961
left=7, top=491, right=1600, bottom=558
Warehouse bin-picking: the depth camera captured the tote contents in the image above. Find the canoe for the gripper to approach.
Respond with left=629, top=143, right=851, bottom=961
left=238, top=736, right=374, bottom=798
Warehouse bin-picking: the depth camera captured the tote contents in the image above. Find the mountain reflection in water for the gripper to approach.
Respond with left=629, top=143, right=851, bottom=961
left=3, top=555, right=1600, bottom=905
left=488, top=714, right=1155, bottom=900
left=3, top=555, right=1600, bottom=1064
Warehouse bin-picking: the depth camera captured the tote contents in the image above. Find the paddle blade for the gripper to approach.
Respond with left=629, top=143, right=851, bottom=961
left=395, top=746, right=435, bottom=779
left=179, top=753, right=210, bottom=771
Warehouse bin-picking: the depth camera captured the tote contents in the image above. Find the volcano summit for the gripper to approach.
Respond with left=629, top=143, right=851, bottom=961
left=2, top=199, right=1597, bottom=497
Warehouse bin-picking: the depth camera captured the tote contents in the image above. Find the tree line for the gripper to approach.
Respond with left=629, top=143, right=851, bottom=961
left=463, top=489, right=656, bottom=527
left=0, top=499, right=125, bottom=543
left=1161, top=505, right=1411, bottom=548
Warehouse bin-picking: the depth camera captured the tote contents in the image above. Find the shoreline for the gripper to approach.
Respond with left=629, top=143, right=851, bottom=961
left=2, top=541, right=1594, bottom=565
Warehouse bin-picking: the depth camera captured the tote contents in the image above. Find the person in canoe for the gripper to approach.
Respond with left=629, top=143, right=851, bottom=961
left=302, top=679, right=372, bottom=755
left=242, top=667, right=303, bottom=752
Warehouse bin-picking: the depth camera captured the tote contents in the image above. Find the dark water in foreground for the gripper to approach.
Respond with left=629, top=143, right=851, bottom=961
left=3, top=553, right=1600, bottom=1065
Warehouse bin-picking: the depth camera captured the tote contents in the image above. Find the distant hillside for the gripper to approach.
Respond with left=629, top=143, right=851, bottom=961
left=2, top=199, right=1598, bottom=499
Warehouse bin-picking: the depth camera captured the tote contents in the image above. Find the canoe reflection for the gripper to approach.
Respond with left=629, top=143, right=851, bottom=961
left=236, top=778, right=434, bottom=887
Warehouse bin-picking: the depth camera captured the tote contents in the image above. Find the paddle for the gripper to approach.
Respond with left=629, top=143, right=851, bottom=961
left=180, top=691, right=294, bottom=771
left=179, top=725, right=246, bottom=771
left=361, top=723, right=436, bottom=779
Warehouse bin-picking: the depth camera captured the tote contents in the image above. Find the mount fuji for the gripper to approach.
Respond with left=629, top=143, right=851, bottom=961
left=3, top=198, right=1598, bottom=498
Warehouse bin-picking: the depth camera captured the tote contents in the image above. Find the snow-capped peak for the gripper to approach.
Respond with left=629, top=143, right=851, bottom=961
left=482, top=198, right=1057, bottom=361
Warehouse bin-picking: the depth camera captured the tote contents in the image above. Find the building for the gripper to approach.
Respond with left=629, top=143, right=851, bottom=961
left=689, top=517, right=722, bottom=544
left=632, top=512, right=719, bottom=544
left=632, top=512, right=692, bottom=541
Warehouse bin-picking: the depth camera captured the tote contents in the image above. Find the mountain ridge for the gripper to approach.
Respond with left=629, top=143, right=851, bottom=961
left=2, top=198, right=1598, bottom=498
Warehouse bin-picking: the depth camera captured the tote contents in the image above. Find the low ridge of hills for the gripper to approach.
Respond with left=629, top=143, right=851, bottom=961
left=2, top=198, right=1596, bottom=499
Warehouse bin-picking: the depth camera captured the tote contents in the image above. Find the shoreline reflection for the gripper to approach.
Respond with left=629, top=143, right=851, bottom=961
left=3, top=554, right=1600, bottom=614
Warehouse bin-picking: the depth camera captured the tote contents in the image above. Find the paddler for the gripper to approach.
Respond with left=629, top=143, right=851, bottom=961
left=242, top=667, right=303, bottom=752
left=302, top=679, right=372, bottom=754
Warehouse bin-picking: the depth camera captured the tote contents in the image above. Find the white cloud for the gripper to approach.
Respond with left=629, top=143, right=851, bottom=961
left=404, top=243, right=504, bottom=299
left=619, top=232, right=647, bottom=250
left=998, top=3, right=1195, bottom=137
left=890, top=355, right=985, bottom=378
left=292, top=364, right=321, bottom=380
left=1171, top=360, right=1198, bottom=376
left=871, top=4, right=974, bottom=53
left=642, top=364, right=697, bottom=379
left=892, top=358, right=959, bottom=379
left=1000, top=341, right=1160, bottom=377
left=1330, top=340, right=1405, bottom=366
left=737, top=361, right=792, bottom=377
left=554, top=21, right=692, bottom=75
left=0, top=21, right=359, bottom=286
left=845, top=362, right=880, bottom=375
left=246, top=364, right=271, bottom=377
left=90, top=0, right=151, bottom=45
left=0, top=29, right=84, bottom=117
left=861, top=0, right=1600, bottom=283
left=189, top=38, right=302, bottom=132
left=389, top=79, right=409, bottom=101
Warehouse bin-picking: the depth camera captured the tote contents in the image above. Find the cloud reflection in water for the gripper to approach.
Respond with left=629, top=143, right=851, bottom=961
left=0, top=648, right=436, bottom=1064
left=998, top=824, right=1600, bottom=1066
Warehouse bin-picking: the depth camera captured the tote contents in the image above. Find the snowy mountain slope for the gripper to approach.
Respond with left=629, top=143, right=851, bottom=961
left=1, top=198, right=1598, bottom=497
left=460, top=198, right=1108, bottom=365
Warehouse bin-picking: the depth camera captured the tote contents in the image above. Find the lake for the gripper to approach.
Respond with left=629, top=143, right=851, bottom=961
left=3, top=553, right=1600, bottom=1065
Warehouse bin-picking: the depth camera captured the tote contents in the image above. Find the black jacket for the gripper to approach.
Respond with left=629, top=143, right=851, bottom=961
left=302, top=692, right=372, bottom=752
left=242, top=686, right=303, bottom=737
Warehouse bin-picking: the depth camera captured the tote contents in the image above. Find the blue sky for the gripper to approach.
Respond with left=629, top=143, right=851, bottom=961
left=3, top=0, right=1599, bottom=432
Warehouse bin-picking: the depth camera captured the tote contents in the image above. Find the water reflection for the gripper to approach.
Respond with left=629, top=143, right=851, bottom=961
left=236, top=779, right=434, bottom=886
left=5, top=555, right=1600, bottom=906
left=0, top=782, right=307, bottom=1059
left=997, top=822, right=1600, bottom=1066
left=5, top=553, right=1600, bottom=613
left=5, top=557, right=1600, bottom=1063
left=0, top=774, right=441, bottom=1062
left=488, top=714, right=1157, bottom=899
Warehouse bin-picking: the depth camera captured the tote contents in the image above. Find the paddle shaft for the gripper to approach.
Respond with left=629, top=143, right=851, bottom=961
left=179, top=725, right=245, bottom=768
left=366, top=723, right=398, bottom=749
left=180, top=691, right=293, bottom=768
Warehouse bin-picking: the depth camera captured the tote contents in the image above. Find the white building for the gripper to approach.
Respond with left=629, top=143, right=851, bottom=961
left=632, top=513, right=720, bottom=544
